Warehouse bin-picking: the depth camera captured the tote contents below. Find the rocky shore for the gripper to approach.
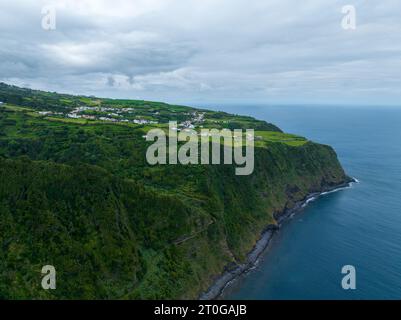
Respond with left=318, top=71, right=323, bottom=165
left=199, top=178, right=356, bottom=300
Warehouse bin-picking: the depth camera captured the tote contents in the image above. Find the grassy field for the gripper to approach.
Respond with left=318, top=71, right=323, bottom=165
left=1, top=102, right=307, bottom=148
left=255, top=130, right=308, bottom=147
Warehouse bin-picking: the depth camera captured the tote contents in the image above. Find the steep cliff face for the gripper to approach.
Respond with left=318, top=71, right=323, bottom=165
left=0, top=141, right=350, bottom=299
left=170, top=141, right=351, bottom=299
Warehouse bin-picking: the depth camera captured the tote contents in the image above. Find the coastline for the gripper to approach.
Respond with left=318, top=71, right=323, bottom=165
left=199, top=178, right=357, bottom=300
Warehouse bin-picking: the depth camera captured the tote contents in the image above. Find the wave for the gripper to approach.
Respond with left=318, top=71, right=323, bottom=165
left=302, top=179, right=359, bottom=208
left=302, top=196, right=318, bottom=207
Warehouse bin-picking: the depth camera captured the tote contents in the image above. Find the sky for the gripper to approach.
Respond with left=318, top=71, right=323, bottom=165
left=1, top=0, right=401, bottom=106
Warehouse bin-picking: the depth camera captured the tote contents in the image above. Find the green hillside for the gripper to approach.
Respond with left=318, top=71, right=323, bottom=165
left=0, top=83, right=350, bottom=299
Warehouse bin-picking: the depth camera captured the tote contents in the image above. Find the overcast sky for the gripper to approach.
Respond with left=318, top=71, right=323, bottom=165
left=1, top=0, right=401, bottom=106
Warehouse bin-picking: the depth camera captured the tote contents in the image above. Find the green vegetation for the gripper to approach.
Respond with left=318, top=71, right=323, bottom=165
left=255, top=131, right=308, bottom=147
left=0, top=82, right=350, bottom=299
left=0, top=83, right=281, bottom=132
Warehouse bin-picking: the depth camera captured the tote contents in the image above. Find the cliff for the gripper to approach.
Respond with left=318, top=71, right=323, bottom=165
left=0, top=84, right=351, bottom=299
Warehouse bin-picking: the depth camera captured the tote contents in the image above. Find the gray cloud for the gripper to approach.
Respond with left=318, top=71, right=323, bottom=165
left=1, top=0, right=401, bottom=105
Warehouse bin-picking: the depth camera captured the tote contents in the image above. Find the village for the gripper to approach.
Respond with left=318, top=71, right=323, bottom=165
left=36, top=104, right=206, bottom=129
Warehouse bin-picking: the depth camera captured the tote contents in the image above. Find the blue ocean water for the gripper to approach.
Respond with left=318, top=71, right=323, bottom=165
left=211, top=105, right=401, bottom=300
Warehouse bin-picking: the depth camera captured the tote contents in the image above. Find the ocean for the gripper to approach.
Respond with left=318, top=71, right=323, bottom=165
left=204, top=104, right=401, bottom=300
